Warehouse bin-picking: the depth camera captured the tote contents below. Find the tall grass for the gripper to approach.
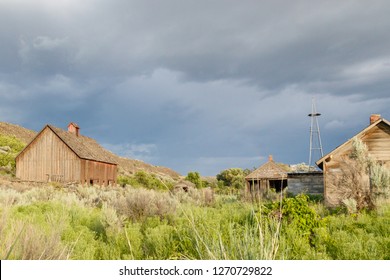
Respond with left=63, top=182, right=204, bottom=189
left=1, top=182, right=389, bottom=260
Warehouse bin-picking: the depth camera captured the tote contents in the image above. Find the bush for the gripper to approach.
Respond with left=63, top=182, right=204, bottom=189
left=216, top=168, right=248, bottom=189
left=117, top=171, right=173, bottom=190
left=328, top=138, right=390, bottom=210
left=185, top=171, right=204, bottom=189
left=1, top=182, right=390, bottom=260
left=0, top=135, right=25, bottom=172
left=264, top=194, right=324, bottom=237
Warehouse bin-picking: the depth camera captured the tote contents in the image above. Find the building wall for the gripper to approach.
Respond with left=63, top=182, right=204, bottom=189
left=81, top=159, right=117, bottom=186
left=16, top=128, right=81, bottom=182
left=322, top=155, right=372, bottom=206
left=16, top=127, right=117, bottom=186
left=322, top=123, right=390, bottom=206
left=287, top=172, right=324, bottom=196
left=361, top=122, right=390, bottom=164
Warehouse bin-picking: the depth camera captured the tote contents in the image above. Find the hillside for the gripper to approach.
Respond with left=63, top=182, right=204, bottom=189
left=0, top=121, right=180, bottom=180
left=0, top=122, right=36, bottom=144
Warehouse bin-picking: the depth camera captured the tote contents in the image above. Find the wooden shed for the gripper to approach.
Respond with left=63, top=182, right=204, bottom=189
left=316, top=114, right=390, bottom=206
left=16, top=123, right=117, bottom=186
left=245, top=155, right=288, bottom=196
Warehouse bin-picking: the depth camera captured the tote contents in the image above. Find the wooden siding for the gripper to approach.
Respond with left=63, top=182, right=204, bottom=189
left=287, top=172, right=323, bottom=195
left=16, top=128, right=81, bottom=182
left=16, top=126, right=118, bottom=186
left=81, top=159, right=117, bottom=186
left=361, top=123, right=390, bottom=162
left=323, top=155, right=371, bottom=206
left=321, top=121, right=390, bottom=206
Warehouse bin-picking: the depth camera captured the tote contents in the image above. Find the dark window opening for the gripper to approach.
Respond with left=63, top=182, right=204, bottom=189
left=269, top=179, right=288, bottom=192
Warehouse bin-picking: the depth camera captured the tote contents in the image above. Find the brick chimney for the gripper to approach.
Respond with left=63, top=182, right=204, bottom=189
left=268, top=155, right=273, bottom=162
left=67, top=122, right=80, bottom=137
left=370, top=114, right=381, bottom=124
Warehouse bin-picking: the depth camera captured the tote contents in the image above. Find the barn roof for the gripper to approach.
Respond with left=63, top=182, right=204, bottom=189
left=245, top=155, right=288, bottom=180
left=17, top=124, right=118, bottom=165
left=316, top=116, right=390, bottom=169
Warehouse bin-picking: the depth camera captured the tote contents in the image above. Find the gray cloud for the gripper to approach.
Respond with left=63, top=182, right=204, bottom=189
left=1, top=0, right=390, bottom=175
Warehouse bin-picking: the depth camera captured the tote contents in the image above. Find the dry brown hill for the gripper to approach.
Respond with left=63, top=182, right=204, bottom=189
left=0, top=121, right=181, bottom=180
left=0, top=122, right=36, bottom=144
left=115, top=156, right=180, bottom=180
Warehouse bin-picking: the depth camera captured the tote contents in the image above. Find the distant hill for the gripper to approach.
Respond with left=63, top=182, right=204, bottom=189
left=0, top=121, right=181, bottom=180
left=0, top=122, right=36, bottom=144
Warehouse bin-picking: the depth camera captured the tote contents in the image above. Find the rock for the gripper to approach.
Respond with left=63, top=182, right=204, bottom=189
left=0, top=146, right=11, bottom=153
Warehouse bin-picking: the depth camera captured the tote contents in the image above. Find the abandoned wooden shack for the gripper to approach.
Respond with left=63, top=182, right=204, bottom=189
left=316, top=114, right=390, bottom=206
left=246, top=155, right=324, bottom=197
left=16, top=122, right=117, bottom=186
left=245, top=155, right=288, bottom=196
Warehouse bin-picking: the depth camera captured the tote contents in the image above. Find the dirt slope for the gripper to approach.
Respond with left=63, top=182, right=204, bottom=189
left=0, top=122, right=36, bottom=144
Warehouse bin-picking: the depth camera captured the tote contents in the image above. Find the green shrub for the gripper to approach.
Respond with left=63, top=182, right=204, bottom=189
left=216, top=168, right=248, bottom=189
left=0, top=135, right=25, bottom=172
left=142, top=219, right=177, bottom=259
left=118, top=172, right=173, bottom=190
left=264, top=194, right=323, bottom=236
left=1, top=183, right=390, bottom=260
left=185, top=171, right=204, bottom=189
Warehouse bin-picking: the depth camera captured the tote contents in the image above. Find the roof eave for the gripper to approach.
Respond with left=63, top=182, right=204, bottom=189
left=316, top=117, right=389, bottom=169
left=15, top=124, right=51, bottom=160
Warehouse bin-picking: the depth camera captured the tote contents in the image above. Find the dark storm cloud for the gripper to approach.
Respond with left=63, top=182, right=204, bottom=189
left=1, top=0, right=390, bottom=175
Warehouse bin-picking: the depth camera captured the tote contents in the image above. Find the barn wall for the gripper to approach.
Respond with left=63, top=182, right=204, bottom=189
left=82, top=159, right=117, bottom=186
left=16, top=128, right=81, bottom=182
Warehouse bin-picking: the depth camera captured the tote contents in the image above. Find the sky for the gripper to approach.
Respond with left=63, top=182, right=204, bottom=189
left=1, top=0, right=390, bottom=176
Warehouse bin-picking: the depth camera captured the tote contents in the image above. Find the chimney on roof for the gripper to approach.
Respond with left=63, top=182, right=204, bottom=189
left=68, top=122, right=80, bottom=137
left=370, top=114, right=381, bottom=124
left=268, top=155, right=273, bottom=162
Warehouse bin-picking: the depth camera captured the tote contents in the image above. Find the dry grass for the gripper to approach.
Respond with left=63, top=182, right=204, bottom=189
left=0, top=208, right=70, bottom=260
left=327, top=156, right=373, bottom=210
left=327, top=138, right=389, bottom=210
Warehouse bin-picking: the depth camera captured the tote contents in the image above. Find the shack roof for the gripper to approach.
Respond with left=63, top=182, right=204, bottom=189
left=245, top=156, right=288, bottom=180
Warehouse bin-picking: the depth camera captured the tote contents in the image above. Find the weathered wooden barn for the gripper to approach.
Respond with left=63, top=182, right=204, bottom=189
left=16, top=123, right=117, bottom=186
left=316, top=114, right=390, bottom=206
left=245, top=155, right=288, bottom=196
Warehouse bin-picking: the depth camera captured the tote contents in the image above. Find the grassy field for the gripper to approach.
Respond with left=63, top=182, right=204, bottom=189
left=1, top=181, right=389, bottom=260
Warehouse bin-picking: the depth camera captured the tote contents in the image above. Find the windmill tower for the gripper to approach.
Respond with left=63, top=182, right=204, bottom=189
left=308, top=98, right=323, bottom=170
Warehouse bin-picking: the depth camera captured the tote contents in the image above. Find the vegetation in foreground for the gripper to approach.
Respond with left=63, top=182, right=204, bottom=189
left=0, top=181, right=389, bottom=260
left=0, top=130, right=389, bottom=260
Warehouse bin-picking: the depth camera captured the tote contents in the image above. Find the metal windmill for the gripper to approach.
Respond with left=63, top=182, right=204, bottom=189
left=308, top=98, right=323, bottom=170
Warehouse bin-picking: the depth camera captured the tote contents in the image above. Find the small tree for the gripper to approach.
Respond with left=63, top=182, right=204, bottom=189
left=185, top=171, right=203, bottom=189
left=216, top=168, right=249, bottom=189
left=329, top=137, right=390, bottom=211
left=0, top=135, right=25, bottom=173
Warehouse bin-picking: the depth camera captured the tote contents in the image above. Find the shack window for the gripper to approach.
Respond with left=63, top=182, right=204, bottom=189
left=269, top=179, right=287, bottom=192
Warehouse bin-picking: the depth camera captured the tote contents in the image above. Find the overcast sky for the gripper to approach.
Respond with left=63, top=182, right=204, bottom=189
left=1, top=0, right=389, bottom=176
